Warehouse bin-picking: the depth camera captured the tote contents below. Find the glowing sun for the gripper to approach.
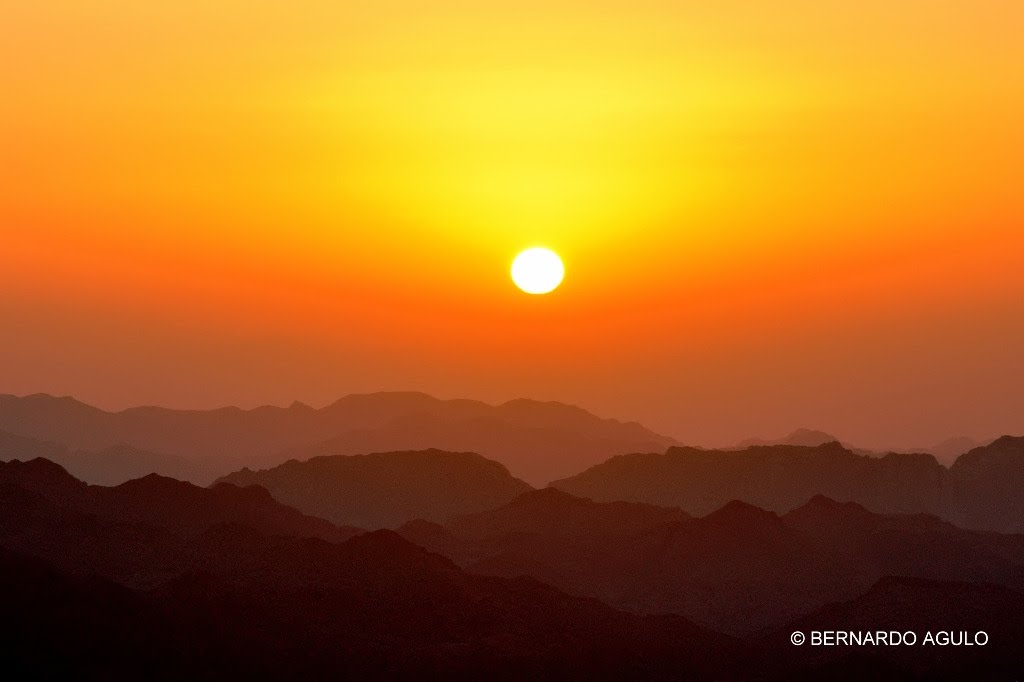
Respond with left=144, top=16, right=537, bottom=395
left=511, top=247, right=564, bottom=294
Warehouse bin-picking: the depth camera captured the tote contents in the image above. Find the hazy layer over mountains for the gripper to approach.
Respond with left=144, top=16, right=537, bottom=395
left=0, top=392, right=675, bottom=486
left=3, top=391, right=1020, bottom=532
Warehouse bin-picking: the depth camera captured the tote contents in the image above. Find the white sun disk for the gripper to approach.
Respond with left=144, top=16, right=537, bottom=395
left=511, top=248, right=564, bottom=294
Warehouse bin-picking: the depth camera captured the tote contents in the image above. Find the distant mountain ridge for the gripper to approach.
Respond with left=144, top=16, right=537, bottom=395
left=216, top=449, right=533, bottom=528
left=734, top=428, right=990, bottom=463
left=552, top=437, right=1024, bottom=533
left=0, top=392, right=677, bottom=486
left=0, top=429, right=208, bottom=485
left=735, top=428, right=843, bottom=449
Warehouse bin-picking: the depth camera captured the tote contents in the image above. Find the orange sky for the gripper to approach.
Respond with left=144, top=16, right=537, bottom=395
left=2, top=0, right=1023, bottom=448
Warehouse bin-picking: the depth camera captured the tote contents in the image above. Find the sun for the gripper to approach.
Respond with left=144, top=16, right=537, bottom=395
left=511, top=247, right=564, bottom=294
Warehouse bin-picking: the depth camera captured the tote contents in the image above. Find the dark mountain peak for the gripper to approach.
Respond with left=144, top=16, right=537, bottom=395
left=878, top=449, right=928, bottom=461
left=11, top=392, right=106, bottom=414
left=984, top=434, right=1024, bottom=452
left=804, top=440, right=846, bottom=452
left=506, top=485, right=581, bottom=506
left=743, top=440, right=852, bottom=458
left=22, top=392, right=79, bottom=404
left=783, top=495, right=874, bottom=527
left=1, top=456, right=73, bottom=478
left=359, top=447, right=522, bottom=476
left=952, top=434, right=1024, bottom=469
left=736, top=428, right=841, bottom=449
left=0, top=457, right=86, bottom=496
left=114, top=471, right=194, bottom=494
left=285, top=448, right=523, bottom=478
left=113, top=473, right=272, bottom=510
left=703, top=499, right=780, bottom=526
left=340, top=529, right=458, bottom=570
left=878, top=450, right=942, bottom=469
left=498, top=397, right=589, bottom=417
left=793, top=494, right=870, bottom=515
left=664, top=445, right=711, bottom=458
left=732, top=440, right=851, bottom=456
left=345, top=528, right=416, bottom=550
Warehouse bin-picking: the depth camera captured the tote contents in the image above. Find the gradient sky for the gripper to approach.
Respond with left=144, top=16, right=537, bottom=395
left=2, top=0, right=1023, bottom=449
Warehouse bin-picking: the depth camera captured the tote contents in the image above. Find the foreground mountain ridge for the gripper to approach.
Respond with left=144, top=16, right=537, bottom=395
left=4, top=458, right=1024, bottom=678
left=0, top=457, right=754, bottom=680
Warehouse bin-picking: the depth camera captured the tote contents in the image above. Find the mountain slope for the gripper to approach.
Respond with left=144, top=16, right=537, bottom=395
left=216, top=449, right=533, bottom=528
left=399, top=489, right=1024, bottom=635
left=0, top=458, right=360, bottom=585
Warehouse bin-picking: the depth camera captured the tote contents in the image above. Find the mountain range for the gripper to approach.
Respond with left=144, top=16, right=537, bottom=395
left=551, top=437, right=1024, bottom=533
left=735, top=428, right=988, bottom=465
left=398, top=487, right=1024, bottom=635
left=213, top=437, right=1024, bottom=534
left=0, top=457, right=755, bottom=680
left=3, top=456, right=1023, bottom=679
left=0, top=392, right=676, bottom=486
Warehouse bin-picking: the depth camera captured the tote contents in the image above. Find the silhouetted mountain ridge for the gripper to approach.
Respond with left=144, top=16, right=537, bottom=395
left=552, top=438, right=1024, bottom=532
left=0, top=457, right=360, bottom=586
left=0, top=462, right=754, bottom=680
left=216, top=449, right=533, bottom=528
left=0, top=392, right=676, bottom=485
left=398, top=486, right=1024, bottom=635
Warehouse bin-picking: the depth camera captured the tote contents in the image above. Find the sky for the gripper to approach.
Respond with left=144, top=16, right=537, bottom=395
left=2, top=0, right=1023, bottom=449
